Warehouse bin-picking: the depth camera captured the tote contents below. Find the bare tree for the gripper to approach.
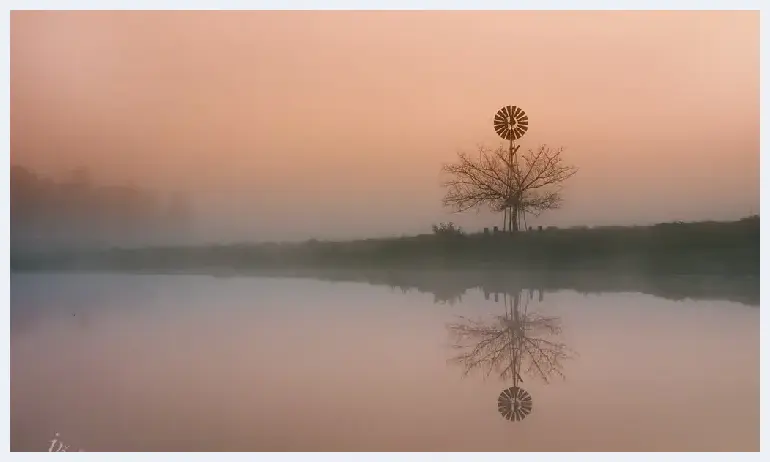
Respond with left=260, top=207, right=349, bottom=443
left=441, top=143, right=578, bottom=232
left=446, top=291, right=574, bottom=384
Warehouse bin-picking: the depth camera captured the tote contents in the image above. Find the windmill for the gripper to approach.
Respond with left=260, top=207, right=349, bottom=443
left=493, top=105, right=529, bottom=232
left=447, top=289, right=573, bottom=423
left=498, top=382, right=533, bottom=422
left=496, top=292, right=533, bottom=422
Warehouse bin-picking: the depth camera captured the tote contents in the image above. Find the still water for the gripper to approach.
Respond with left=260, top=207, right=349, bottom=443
left=10, top=273, right=759, bottom=451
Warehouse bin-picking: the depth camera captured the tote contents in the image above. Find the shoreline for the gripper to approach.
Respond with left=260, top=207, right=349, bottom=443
left=12, top=216, right=759, bottom=275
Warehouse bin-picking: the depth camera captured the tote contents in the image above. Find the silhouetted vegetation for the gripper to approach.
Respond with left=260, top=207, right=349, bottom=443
left=12, top=216, right=758, bottom=294
left=11, top=165, right=194, bottom=250
left=431, top=222, right=465, bottom=237
left=442, top=143, right=577, bottom=232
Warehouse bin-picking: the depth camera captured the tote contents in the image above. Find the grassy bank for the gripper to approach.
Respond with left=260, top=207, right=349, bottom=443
left=11, top=216, right=759, bottom=277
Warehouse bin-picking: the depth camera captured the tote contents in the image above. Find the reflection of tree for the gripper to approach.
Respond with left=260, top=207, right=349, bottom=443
left=447, top=290, right=574, bottom=421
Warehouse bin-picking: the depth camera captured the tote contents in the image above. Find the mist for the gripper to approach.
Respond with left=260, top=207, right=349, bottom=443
left=10, top=10, right=760, bottom=453
left=10, top=10, right=759, bottom=244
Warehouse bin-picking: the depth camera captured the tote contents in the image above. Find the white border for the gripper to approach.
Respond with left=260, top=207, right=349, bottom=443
left=4, top=1, right=768, bottom=10
left=3, top=2, right=765, bottom=459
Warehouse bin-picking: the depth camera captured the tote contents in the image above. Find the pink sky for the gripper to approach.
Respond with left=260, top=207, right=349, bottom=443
left=11, top=11, right=759, bottom=241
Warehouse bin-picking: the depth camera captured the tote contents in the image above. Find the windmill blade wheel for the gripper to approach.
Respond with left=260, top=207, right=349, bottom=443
left=497, top=386, right=533, bottom=422
left=493, top=105, right=529, bottom=141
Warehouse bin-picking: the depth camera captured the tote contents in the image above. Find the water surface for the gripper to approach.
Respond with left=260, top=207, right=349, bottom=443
left=10, top=273, right=759, bottom=451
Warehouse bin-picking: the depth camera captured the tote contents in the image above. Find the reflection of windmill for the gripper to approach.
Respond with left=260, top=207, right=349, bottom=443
left=447, top=290, right=574, bottom=422
left=493, top=105, right=529, bottom=232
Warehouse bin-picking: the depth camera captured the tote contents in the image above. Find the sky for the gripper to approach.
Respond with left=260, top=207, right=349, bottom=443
left=10, top=10, right=759, bottom=242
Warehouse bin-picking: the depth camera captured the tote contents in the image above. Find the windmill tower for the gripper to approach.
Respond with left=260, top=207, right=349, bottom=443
left=493, top=105, right=529, bottom=232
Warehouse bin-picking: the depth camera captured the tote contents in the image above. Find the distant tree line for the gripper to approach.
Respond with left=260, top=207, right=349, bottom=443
left=10, top=165, right=194, bottom=250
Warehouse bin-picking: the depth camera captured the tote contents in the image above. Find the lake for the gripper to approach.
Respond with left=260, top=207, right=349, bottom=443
left=10, top=272, right=759, bottom=451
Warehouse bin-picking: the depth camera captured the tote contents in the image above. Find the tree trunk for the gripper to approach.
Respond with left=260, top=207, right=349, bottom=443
left=510, top=203, right=519, bottom=232
left=502, top=208, right=507, bottom=232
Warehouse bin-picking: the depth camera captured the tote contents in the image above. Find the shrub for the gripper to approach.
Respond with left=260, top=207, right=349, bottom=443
left=431, top=222, right=465, bottom=237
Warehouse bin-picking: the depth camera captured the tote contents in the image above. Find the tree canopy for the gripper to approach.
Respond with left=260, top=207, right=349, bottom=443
left=441, top=143, right=577, bottom=231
